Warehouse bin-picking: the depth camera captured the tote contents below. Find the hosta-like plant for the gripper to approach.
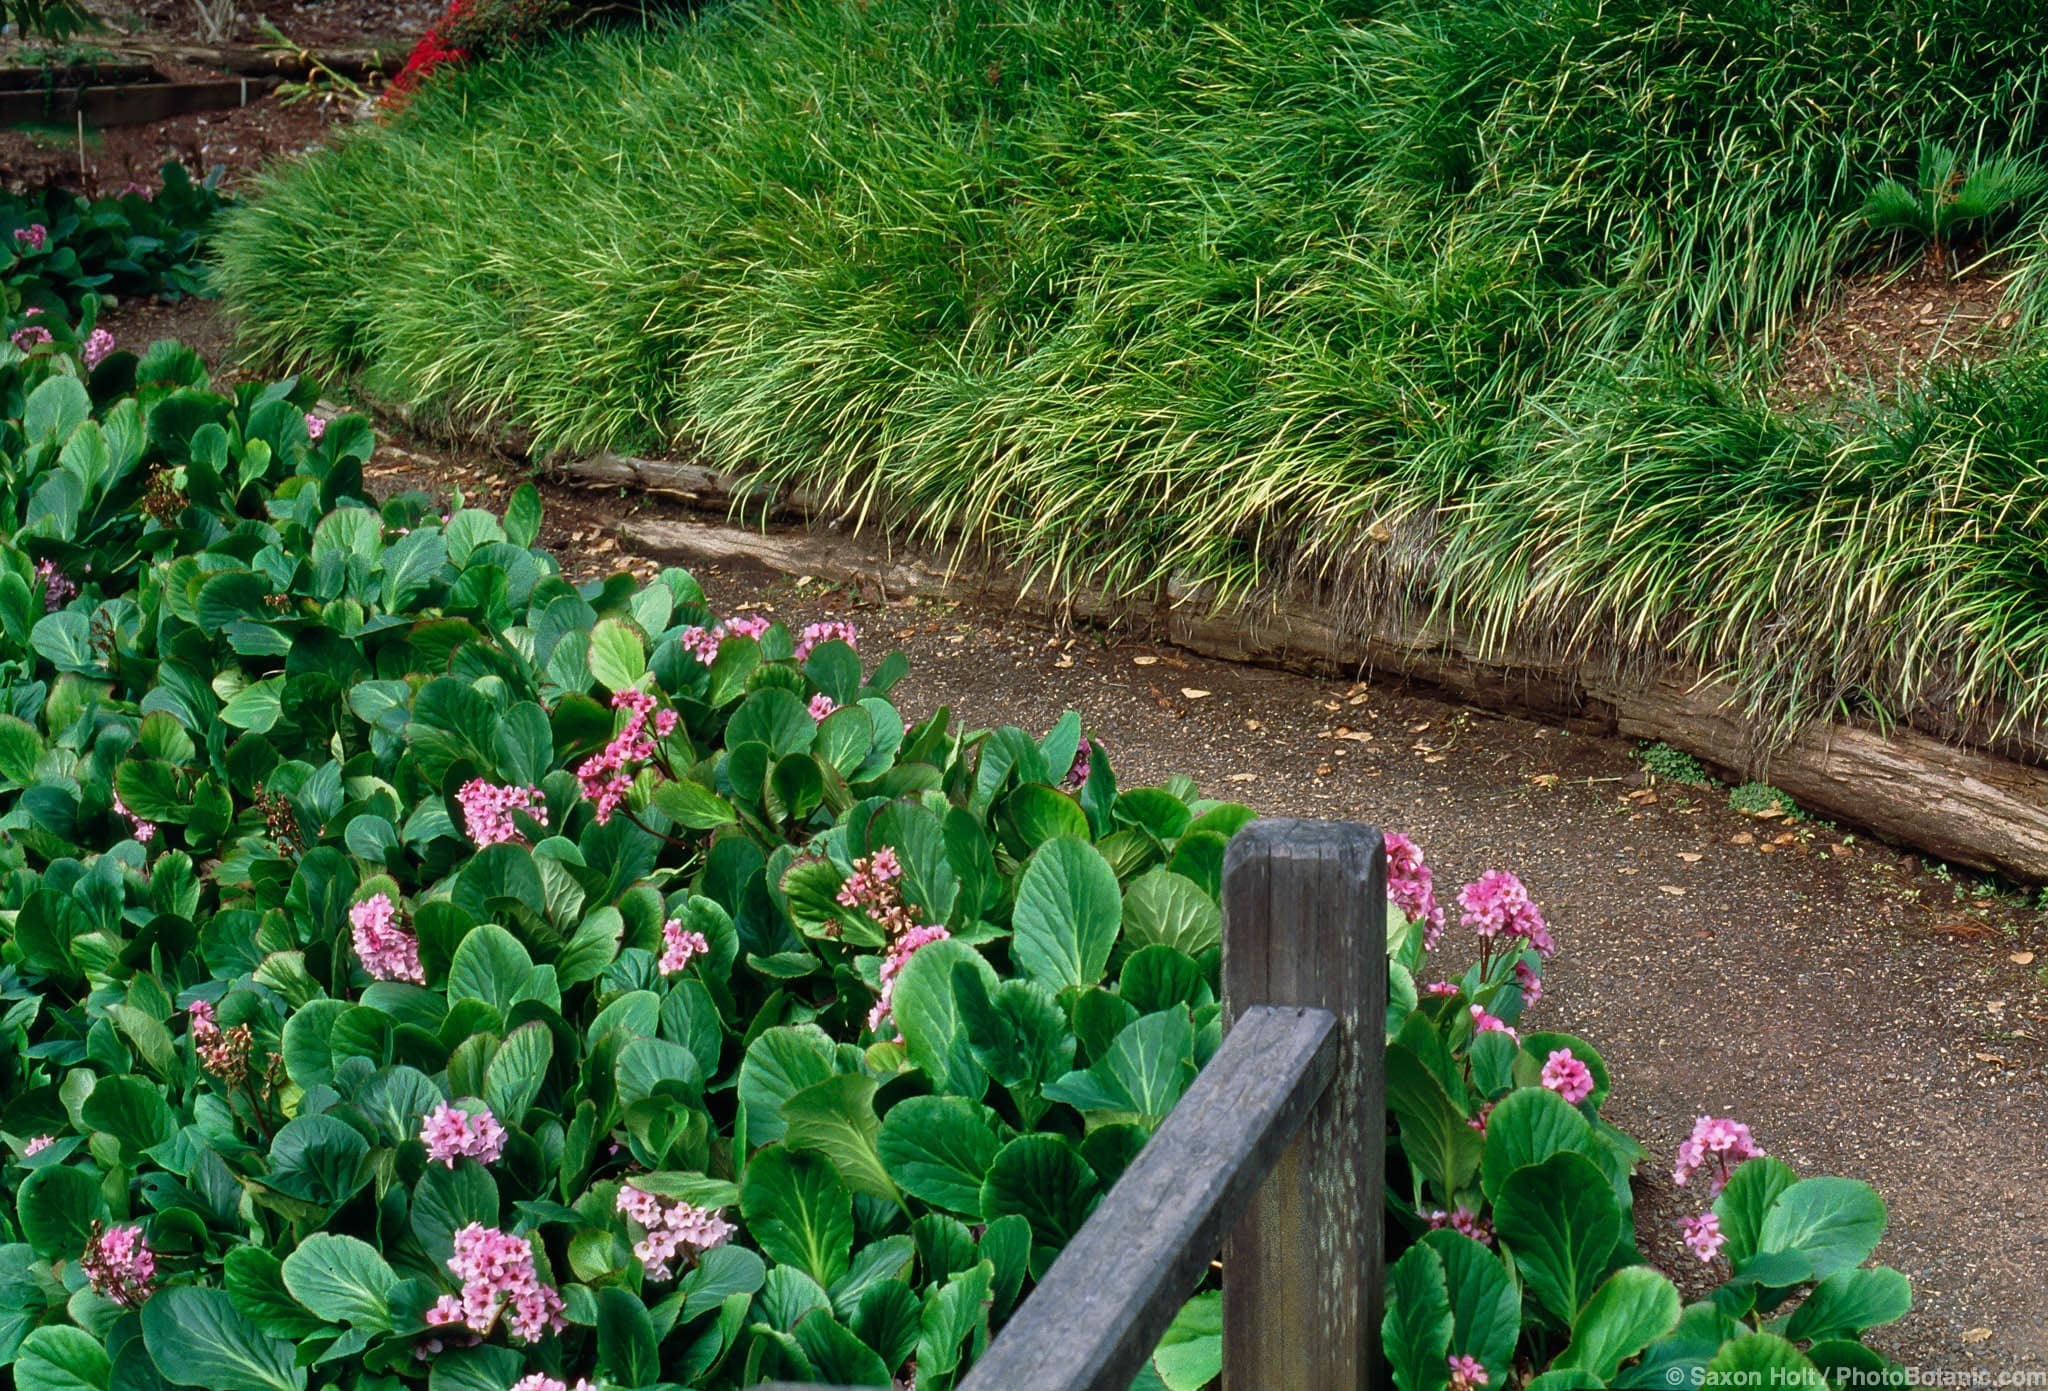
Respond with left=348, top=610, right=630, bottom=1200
left=1378, top=843, right=1910, bottom=1389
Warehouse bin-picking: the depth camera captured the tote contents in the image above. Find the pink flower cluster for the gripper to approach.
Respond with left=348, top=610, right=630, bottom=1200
left=111, top=792, right=157, bottom=845
left=511, top=1378, right=597, bottom=1391
left=1681, top=1211, right=1726, bottom=1263
left=82, top=1221, right=155, bottom=1306
left=1447, top=1354, right=1490, bottom=1391
left=1539, top=1048, right=1594, bottom=1105
left=189, top=998, right=253, bottom=1084
left=616, top=1183, right=735, bottom=1282
left=305, top=413, right=326, bottom=442
left=350, top=892, right=425, bottom=984
left=1421, top=979, right=1459, bottom=997
left=678, top=613, right=773, bottom=664
left=23, top=1134, right=54, bottom=1156
left=82, top=328, right=114, bottom=368
left=14, top=224, right=45, bottom=250
left=457, top=778, right=547, bottom=847
left=809, top=693, right=838, bottom=720
left=660, top=917, right=711, bottom=975
left=426, top=1224, right=564, bottom=1343
left=420, top=1102, right=507, bottom=1167
left=1457, top=869, right=1554, bottom=957
left=1513, top=959, right=1543, bottom=1007
left=868, top=924, right=950, bottom=1034
left=1426, top=1207, right=1494, bottom=1247
left=34, top=559, right=74, bottom=611
left=1384, top=831, right=1445, bottom=949
left=575, top=687, right=678, bottom=825
left=11, top=324, right=50, bottom=352
left=1468, top=1004, right=1517, bottom=1041
left=1672, top=1115, right=1762, bottom=1195
left=836, top=847, right=915, bottom=934
left=794, top=619, right=858, bottom=661
left=1063, top=736, right=1095, bottom=791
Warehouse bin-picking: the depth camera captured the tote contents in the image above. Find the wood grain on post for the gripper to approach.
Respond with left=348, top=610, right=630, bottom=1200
left=954, top=1004, right=1338, bottom=1391
left=1222, top=819, right=1387, bottom=1391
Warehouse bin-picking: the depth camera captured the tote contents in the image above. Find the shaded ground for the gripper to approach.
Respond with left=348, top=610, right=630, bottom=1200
left=1773, top=264, right=2014, bottom=409
left=111, top=297, right=2048, bottom=1374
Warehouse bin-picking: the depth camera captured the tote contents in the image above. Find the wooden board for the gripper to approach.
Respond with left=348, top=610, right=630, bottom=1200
left=0, top=77, right=276, bottom=129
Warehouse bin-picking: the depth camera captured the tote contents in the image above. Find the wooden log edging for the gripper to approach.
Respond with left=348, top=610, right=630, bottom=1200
left=615, top=514, right=2048, bottom=882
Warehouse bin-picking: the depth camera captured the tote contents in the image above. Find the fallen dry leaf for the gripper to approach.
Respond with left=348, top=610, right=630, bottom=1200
left=1529, top=773, right=1559, bottom=788
left=1963, top=1329, right=1992, bottom=1344
left=2011, top=951, right=2036, bottom=965
left=1053, top=657, right=1073, bottom=668
left=1132, top=655, right=1159, bottom=666
left=1975, top=1053, right=2007, bottom=1064
left=1678, top=852, right=1703, bottom=863
left=1658, top=885, right=1686, bottom=896
left=1245, top=719, right=1262, bottom=731
left=1181, top=688, right=1211, bottom=700
left=1314, top=764, right=1333, bottom=776
left=1226, top=772, right=1257, bottom=783
left=1730, top=832, right=1755, bottom=845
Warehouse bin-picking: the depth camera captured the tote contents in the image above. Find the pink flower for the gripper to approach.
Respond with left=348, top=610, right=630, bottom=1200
left=1385, top=831, right=1446, bottom=950
left=1426, top=1207, right=1494, bottom=1248
left=1063, top=736, right=1095, bottom=791
left=615, top=1183, right=735, bottom=1282
left=350, top=892, right=425, bottom=984
left=1467, top=1100, right=1494, bottom=1135
left=1448, top=1353, right=1490, bottom=1390
left=867, top=923, right=949, bottom=1034
left=82, top=328, right=114, bottom=368
left=1468, top=1004, right=1517, bottom=1041
left=1513, top=959, right=1543, bottom=1007
left=14, top=224, right=45, bottom=250
left=1539, top=1048, right=1594, bottom=1105
left=12, top=325, right=51, bottom=352
left=809, top=693, right=838, bottom=720
left=441, top=1224, right=564, bottom=1343
left=511, top=1378, right=598, bottom=1391
left=23, top=1134, right=54, bottom=1155
left=679, top=625, right=723, bottom=664
left=1672, top=1115, right=1763, bottom=1194
left=794, top=619, right=858, bottom=661
left=659, top=917, right=710, bottom=975
left=305, top=413, right=326, bottom=441
left=1421, top=980, right=1460, bottom=997
left=111, top=792, right=158, bottom=845
left=457, top=779, right=547, bottom=847
left=189, top=998, right=253, bottom=1083
left=120, top=181, right=155, bottom=199
left=575, top=688, right=676, bottom=825
left=81, top=1222, right=155, bottom=1306
left=35, top=559, right=75, bottom=611
left=420, top=1102, right=507, bottom=1167
left=722, top=614, right=770, bottom=640
left=1456, top=869, right=1553, bottom=957
left=1681, top=1211, right=1726, bottom=1263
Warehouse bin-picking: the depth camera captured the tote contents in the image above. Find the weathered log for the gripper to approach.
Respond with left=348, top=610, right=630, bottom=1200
left=559, top=452, right=813, bottom=518
left=615, top=515, right=2048, bottom=882
left=113, top=42, right=407, bottom=80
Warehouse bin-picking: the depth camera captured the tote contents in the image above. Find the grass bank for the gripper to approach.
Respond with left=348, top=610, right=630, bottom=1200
left=215, top=0, right=2048, bottom=739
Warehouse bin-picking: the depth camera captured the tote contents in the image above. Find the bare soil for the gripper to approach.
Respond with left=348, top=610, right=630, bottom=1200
left=114, top=288, right=2048, bottom=1374
left=1773, top=263, right=2015, bottom=409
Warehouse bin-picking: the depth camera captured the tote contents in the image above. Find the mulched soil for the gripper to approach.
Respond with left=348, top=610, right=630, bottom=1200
left=113, top=284, right=2048, bottom=1375
left=1772, top=262, right=2014, bottom=410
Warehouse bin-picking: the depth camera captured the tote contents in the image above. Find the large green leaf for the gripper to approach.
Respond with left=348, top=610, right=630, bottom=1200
left=445, top=924, right=534, bottom=1014
left=1551, top=1266, right=1681, bottom=1381
left=1478, top=1084, right=1594, bottom=1201
left=1384, top=1041, right=1483, bottom=1203
left=142, top=1288, right=306, bottom=1391
left=877, top=1096, right=999, bottom=1215
left=740, top=1145, right=855, bottom=1288
left=15, top=1164, right=105, bottom=1258
left=1382, top=1244, right=1452, bottom=1391
left=978, top=1134, right=1098, bottom=1265
left=1493, top=1152, right=1625, bottom=1326
left=1119, top=869, right=1222, bottom=956
left=781, top=1073, right=898, bottom=1205
left=891, top=939, right=996, bottom=1099
left=1041, top=1007, right=1197, bottom=1128
left=594, top=1288, right=660, bottom=1387
left=738, top=1025, right=837, bottom=1146
left=1419, top=1231, right=1518, bottom=1382
left=279, top=1234, right=397, bottom=1330
left=16, top=1325, right=110, bottom=1391
left=1713, top=1156, right=1797, bottom=1268
left=1782, top=1267, right=1912, bottom=1342
left=1150, top=1291, right=1221, bottom=1391
left=588, top=619, right=647, bottom=694
left=1012, top=837, right=1121, bottom=990
left=1755, top=1178, right=1887, bottom=1281
left=482, top=1021, right=553, bottom=1126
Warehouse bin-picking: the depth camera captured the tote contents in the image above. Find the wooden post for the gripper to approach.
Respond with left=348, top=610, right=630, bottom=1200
left=1221, top=819, right=1387, bottom=1391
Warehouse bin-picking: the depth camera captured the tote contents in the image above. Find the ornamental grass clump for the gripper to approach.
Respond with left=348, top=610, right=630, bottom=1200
left=0, top=332, right=1911, bottom=1389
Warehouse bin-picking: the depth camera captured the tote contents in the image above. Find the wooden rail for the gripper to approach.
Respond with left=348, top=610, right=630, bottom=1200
left=765, top=818, right=1387, bottom=1391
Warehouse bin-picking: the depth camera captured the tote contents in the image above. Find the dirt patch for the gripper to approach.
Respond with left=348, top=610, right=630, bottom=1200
left=1774, top=265, right=2014, bottom=410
